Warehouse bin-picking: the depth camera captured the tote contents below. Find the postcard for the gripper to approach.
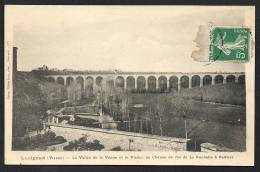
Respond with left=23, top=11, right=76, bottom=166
left=4, top=5, right=255, bottom=165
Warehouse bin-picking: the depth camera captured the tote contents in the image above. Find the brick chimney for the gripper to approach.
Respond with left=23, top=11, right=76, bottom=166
left=13, top=47, right=18, bottom=73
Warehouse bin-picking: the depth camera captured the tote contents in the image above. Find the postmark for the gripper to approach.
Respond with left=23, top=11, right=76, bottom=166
left=209, top=27, right=250, bottom=62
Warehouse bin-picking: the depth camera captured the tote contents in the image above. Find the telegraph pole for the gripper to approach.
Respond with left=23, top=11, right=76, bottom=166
left=159, top=116, right=163, bottom=136
left=184, top=115, right=188, bottom=140
left=185, top=118, right=187, bottom=140
left=128, top=110, right=131, bottom=132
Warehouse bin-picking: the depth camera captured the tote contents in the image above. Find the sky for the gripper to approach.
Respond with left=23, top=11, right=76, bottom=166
left=7, top=6, right=254, bottom=72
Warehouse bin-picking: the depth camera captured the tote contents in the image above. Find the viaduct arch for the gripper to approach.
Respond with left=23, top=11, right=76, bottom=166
left=45, top=72, right=245, bottom=94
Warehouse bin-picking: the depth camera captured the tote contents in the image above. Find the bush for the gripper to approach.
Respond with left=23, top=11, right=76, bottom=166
left=63, top=141, right=76, bottom=151
left=55, top=136, right=67, bottom=143
left=110, top=146, right=123, bottom=151
left=63, top=137, right=104, bottom=151
left=13, top=131, right=67, bottom=150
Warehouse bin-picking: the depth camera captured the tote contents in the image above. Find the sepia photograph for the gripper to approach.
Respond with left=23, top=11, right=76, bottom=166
left=4, top=5, right=255, bottom=165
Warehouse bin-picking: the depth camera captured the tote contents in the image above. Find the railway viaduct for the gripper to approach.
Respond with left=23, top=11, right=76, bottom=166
left=45, top=72, right=245, bottom=93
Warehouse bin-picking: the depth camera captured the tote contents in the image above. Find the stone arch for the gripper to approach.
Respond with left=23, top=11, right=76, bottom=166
left=191, top=75, right=200, bottom=87
left=238, top=75, right=245, bottom=84
left=73, top=76, right=83, bottom=100
left=76, top=76, right=84, bottom=91
left=57, top=77, right=65, bottom=85
left=226, top=75, right=236, bottom=83
left=47, top=77, right=55, bottom=83
left=203, top=75, right=212, bottom=86
left=66, top=77, right=74, bottom=86
left=169, top=76, right=178, bottom=91
left=137, top=76, right=146, bottom=91
left=148, top=76, right=156, bottom=92
left=158, top=76, right=167, bottom=92
left=85, top=76, right=94, bottom=96
left=180, top=75, right=189, bottom=89
left=96, top=76, right=103, bottom=86
left=86, top=76, right=94, bottom=86
left=215, top=75, right=224, bottom=84
left=107, top=79, right=114, bottom=88
left=126, top=76, right=135, bottom=90
left=116, top=76, right=125, bottom=88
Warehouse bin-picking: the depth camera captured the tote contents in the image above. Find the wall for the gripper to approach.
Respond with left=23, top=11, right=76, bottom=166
left=200, top=142, right=234, bottom=152
left=46, top=123, right=189, bottom=151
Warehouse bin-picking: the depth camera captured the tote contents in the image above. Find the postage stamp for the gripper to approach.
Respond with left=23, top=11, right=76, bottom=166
left=209, top=27, right=250, bottom=62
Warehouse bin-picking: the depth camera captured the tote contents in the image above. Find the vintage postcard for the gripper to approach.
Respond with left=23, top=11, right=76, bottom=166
left=4, top=5, right=255, bottom=165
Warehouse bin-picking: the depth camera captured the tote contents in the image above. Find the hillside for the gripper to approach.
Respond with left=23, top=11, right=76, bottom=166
left=129, top=83, right=246, bottom=151
left=13, top=72, right=66, bottom=137
left=175, top=83, right=245, bottom=106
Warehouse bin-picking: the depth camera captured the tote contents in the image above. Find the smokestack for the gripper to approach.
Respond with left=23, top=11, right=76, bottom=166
left=13, top=47, right=18, bottom=73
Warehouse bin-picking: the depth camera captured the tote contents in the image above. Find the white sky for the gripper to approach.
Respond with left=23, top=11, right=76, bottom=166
left=7, top=6, right=254, bottom=72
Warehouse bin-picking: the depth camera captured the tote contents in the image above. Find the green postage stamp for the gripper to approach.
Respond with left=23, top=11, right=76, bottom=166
left=209, top=27, right=250, bottom=62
